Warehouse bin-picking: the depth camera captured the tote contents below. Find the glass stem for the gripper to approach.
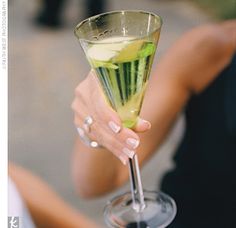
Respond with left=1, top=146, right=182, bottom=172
left=128, top=154, right=145, bottom=212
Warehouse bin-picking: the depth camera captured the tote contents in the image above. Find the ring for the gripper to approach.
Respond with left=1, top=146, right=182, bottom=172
left=83, top=116, right=93, bottom=133
left=76, top=127, right=101, bottom=148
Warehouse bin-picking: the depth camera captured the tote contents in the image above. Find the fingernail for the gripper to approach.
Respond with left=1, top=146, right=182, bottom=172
left=108, top=121, right=121, bottom=134
left=140, top=119, right=151, bottom=129
left=119, top=154, right=128, bottom=165
left=122, top=148, right=135, bottom=159
left=126, top=138, right=140, bottom=149
left=77, top=127, right=85, bottom=137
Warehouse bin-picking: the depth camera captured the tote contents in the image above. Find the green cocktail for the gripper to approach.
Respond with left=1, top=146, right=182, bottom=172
left=87, top=37, right=156, bottom=128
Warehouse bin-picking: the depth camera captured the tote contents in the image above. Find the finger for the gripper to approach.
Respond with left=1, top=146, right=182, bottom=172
left=73, top=101, right=139, bottom=166
left=132, top=117, right=151, bottom=133
left=98, top=127, right=139, bottom=166
left=91, top=90, right=142, bottom=156
left=71, top=97, right=88, bottom=126
left=97, top=128, right=129, bottom=165
left=72, top=95, right=101, bottom=141
left=72, top=96, right=123, bottom=155
left=92, top=87, right=123, bottom=133
left=100, top=123, right=140, bottom=159
left=107, top=126, right=140, bottom=151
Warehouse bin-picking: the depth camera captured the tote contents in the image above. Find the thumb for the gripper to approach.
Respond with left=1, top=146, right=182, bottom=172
left=133, top=118, right=151, bottom=133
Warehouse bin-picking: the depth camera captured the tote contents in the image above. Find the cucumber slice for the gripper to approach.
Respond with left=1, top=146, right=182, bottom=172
left=91, top=60, right=118, bottom=69
left=87, top=46, right=117, bottom=61
left=114, top=40, right=144, bottom=62
left=87, top=37, right=136, bottom=62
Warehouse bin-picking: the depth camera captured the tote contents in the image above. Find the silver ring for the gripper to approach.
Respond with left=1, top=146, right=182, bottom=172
left=76, top=127, right=101, bottom=148
left=83, top=116, right=93, bottom=133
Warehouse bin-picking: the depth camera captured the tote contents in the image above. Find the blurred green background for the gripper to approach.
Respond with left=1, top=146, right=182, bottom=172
left=190, top=0, right=236, bottom=19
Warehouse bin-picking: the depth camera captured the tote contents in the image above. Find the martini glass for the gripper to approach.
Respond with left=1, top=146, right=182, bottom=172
left=74, top=10, right=176, bottom=227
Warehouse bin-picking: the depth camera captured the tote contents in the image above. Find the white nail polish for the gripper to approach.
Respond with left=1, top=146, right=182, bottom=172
left=77, top=127, right=85, bottom=137
left=119, top=154, right=127, bottom=165
left=108, top=121, right=121, bottom=134
left=141, top=119, right=151, bottom=129
left=122, top=148, right=135, bottom=159
left=126, top=138, right=140, bottom=149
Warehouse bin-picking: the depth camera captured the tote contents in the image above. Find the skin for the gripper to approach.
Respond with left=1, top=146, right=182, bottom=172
left=71, top=20, right=236, bottom=198
left=9, top=163, right=99, bottom=228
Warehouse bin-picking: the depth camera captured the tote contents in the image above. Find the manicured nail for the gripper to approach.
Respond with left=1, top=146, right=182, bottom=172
left=126, top=138, right=140, bottom=149
left=140, top=119, right=151, bottom=129
left=122, top=148, right=135, bottom=159
left=108, top=121, right=121, bottom=133
left=77, top=127, right=85, bottom=137
left=119, top=154, right=128, bottom=165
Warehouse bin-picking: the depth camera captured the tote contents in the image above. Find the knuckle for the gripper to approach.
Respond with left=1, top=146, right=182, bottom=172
left=75, top=86, right=83, bottom=98
left=73, top=116, right=80, bottom=126
left=95, top=104, right=121, bottom=126
left=106, top=135, right=117, bottom=146
left=88, top=122, right=102, bottom=141
left=71, top=100, right=77, bottom=111
left=104, top=135, right=121, bottom=152
left=125, top=128, right=139, bottom=140
left=71, top=99, right=82, bottom=115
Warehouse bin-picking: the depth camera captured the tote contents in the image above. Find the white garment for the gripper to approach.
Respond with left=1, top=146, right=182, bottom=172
left=8, top=177, right=35, bottom=228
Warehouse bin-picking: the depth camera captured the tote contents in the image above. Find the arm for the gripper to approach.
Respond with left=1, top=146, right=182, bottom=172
left=71, top=20, right=236, bottom=198
left=9, top=163, right=98, bottom=228
left=139, top=19, right=236, bottom=157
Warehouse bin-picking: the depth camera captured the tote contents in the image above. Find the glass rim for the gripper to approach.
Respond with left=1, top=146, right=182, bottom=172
left=74, top=10, right=162, bottom=44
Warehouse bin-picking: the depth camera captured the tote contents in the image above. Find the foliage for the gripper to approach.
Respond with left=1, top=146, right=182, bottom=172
left=190, top=0, right=236, bottom=19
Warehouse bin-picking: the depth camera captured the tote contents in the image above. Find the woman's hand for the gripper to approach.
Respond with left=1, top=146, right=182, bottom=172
left=71, top=71, right=151, bottom=165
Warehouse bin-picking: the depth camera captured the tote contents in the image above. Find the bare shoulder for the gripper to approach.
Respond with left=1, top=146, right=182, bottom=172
left=155, top=20, right=236, bottom=95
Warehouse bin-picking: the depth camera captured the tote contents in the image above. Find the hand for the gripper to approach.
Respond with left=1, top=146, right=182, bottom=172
left=71, top=71, right=151, bottom=165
